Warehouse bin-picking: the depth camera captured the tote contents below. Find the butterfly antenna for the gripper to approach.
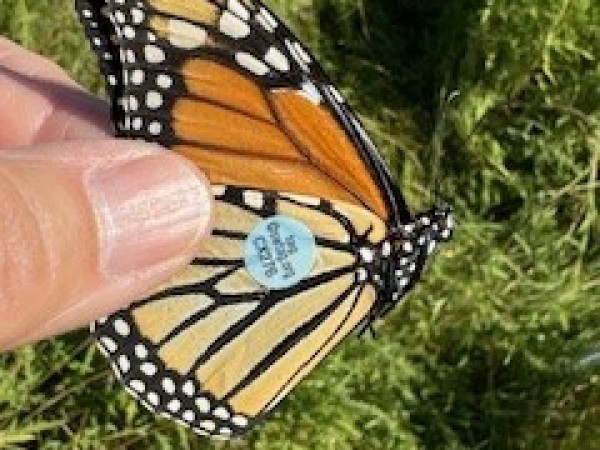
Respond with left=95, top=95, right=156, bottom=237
left=430, top=88, right=460, bottom=205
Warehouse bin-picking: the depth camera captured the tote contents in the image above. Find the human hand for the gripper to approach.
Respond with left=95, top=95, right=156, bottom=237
left=0, top=39, right=212, bottom=350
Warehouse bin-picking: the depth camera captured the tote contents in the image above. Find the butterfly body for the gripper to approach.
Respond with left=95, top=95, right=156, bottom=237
left=77, top=0, right=453, bottom=438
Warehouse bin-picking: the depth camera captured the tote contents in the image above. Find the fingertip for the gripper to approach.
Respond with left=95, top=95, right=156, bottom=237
left=0, top=140, right=214, bottom=348
left=87, top=145, right=213, bottom=278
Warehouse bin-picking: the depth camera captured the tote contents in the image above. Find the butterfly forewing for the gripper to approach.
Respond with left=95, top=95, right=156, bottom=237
left=78, top=0, right=398, bottom=219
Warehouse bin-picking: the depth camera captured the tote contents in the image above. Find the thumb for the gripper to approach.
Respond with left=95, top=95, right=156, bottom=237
left=0, top=140, right=212, bottom=350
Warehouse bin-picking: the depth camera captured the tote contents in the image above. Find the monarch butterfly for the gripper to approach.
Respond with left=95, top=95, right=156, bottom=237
left=77, top=0, right=453, bottom=438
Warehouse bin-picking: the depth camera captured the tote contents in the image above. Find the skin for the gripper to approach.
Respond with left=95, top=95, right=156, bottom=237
left=0, top=38, right=213, bottom=350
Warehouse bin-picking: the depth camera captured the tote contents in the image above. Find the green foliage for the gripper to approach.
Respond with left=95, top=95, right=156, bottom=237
left=0, top=0, right=598, bottom=448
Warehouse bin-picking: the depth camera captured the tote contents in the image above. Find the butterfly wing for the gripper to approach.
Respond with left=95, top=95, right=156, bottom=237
left=76, top=0, right=128, bottom=126
left=93, top=185, right=387, bottom=437
left=76, top=0, right=420, bottom=438
left=76, top=0, right=411, bottom=222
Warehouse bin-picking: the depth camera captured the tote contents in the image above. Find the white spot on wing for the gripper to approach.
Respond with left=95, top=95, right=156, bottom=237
left=144, top=45, right=165, bottom=63
left=113, top=318, right=130, bottom=337
left=168, top=19, right=208, bottom=49
left=219, top=11, right=251, bottom=39
left=182, top=380, right=195, bottom=397
left=357, top=268, right=368, bottom=282
left=132, top=117, right=143, bottom=130
left=381, top=241, right=392, bottom=257
left=183, top=410, right=196, bottom=422
left=130, top=69, right=144, bottom=85
left=156, top=73, right=173, bottom=89
left=140, top=362, right=158, bottom=376
left=147, top=391, right=160, bottom=406
left=285, top=39, right=310, bottom=72
left=118, top=355, right=130, bottom=372
left=167, top=399, right=182, bottom=412
left=130, top=379, right=146, bottom=393
left=359, top=247, right=374, bottom=263
left=255, top=8, right=278, bottom=33
left=199, top=419, right=216, bottom=431
left=131, top=8, right=144, bottom=24
left=232, top=415, right=249, bottom=427
left=293, top=42, right=312, bottom=63
left=122, top=25, right=135, bottom=39
left=264, top=46, right=290, bottom=72
left=212, top=185, right=227, bottom=197
left=162, top=377, right=176, bottom=395
left=300, top=81, right=323, bottom=104
left=235, top=52, right=270, bottom=76
left=213, top=406, right=230, bottom=420
left=195, top=397, right=211, bottom=413
left=148, top=121, right=162, bottom=136
left=228, top=0, right=250, bottom=21
left=243, top=191, right=265, bottom=209
left=100, top=336, right=118, bottom=353
left=258, top=7, right=278, bottom=31
left=329, top=85, right=345, bottom=104
left=146, top=91, right=163, bottom=109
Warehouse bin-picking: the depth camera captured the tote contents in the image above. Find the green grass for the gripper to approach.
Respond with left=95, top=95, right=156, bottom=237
left=0, top=0, right=598, bottom=448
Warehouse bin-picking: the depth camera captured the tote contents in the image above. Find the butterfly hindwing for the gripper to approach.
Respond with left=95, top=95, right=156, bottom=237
left=93, top=186, right=386, bottom=437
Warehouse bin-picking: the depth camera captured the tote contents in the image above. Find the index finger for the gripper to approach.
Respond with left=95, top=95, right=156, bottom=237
left=0, top=38, right=112, bottom=147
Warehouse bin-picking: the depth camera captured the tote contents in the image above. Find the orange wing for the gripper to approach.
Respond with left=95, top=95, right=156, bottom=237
left=172, top=60, right=388, bottom=217
left=77, top=0, right=394, bottom=220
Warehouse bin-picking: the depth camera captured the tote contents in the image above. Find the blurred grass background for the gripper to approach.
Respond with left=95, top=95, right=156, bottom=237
left=0, top=0, right=598, bottom=448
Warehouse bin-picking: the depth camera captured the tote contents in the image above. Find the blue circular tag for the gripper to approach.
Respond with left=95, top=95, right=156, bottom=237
left=244, top=215, right=316, bottom=290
